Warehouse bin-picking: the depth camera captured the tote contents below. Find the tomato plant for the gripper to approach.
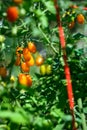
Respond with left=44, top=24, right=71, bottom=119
left=0, top=0, right=87, bottom=130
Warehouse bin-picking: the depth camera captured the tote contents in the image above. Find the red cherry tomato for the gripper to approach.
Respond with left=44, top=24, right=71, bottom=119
left=7, top=6, right=19, bottom=22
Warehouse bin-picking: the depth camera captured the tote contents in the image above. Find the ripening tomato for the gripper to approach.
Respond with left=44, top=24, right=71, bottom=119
left=26, top=55, right=34, bottom=66
left=0, top=67, right=7, bottom=77
left=77, top=14, right=85, bottom=24
left=13, top=0, right=23, bottom=4
left=18, top=73, right=27, bottom=86
left=18, top=73, right=32, bottom=87
left=15, top=56, right=21, bottom=66
left=28, top=42, right=36, bottom=53
left=19, top=8, right=26, bottom=17
left=23, top=48, right=31, bottom=61
left=35, top=55, right=44, bottom=66
left=21, top=62, right=30, bottom=72
left=70, top=5, right=78, bottom=9
left=40, top=64, right=46, bottom=76
left=46, top=65, right=52, bottom=75
left=16, top=47, right=23, bottom=57
left=7, top=6, right=19, bottom=22
left=26, top=74, right=32, bottom=86
left=68, top=21, right=75, bottom=29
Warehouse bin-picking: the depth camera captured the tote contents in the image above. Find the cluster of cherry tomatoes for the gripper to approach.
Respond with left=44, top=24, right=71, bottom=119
left=15, top=42, right=44, bottom=87
left=40, top=64, right=52, bottom=76
left=68, top=13, right=85, bottom=29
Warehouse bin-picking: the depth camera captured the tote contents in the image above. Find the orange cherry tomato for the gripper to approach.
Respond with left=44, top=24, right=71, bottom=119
left=21, top=62, right=30, bottom=72
left=35, top=55, right=44, bottom=66
left=68, top=21, right=75, bottom=29
left=7, top=6, right=19, bottom=22
left=26, top=74, right=32, bottom=86
left=16, top=47, right=23, bottom=57
left=15, top=56, right=21, bottom=66
left=13, top=0, right=23, bottom=4
left=26, top=55, right=34, bottom=66
left=23, top=48, right=31, bottom=61
left=70, top=5, right=78, bottom=9
left=18, top=73, right=27, bottom=86
left=77, top=14, right=85, bottom=24
left=28, top=42, right=36, bottom=53
left=0, top=67, right=7, bottom=77
left=18, top=73, right=32, bottom=87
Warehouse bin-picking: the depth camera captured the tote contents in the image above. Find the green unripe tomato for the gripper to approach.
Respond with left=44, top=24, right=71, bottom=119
left=12, top=26, right=17, bottom=35
left=20, top=8, right=26, bottom=16
left=46, top=65, right=52, bottom=75
left=40, top=64, right=46, bottom=76
left=0, top=35, right=5, bottom=43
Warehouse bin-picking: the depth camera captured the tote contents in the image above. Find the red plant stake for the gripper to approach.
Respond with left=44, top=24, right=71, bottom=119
left=53, top=0, right=77, bottom=130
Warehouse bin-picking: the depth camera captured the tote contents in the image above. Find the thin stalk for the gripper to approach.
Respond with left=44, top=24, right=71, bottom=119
left=38, top=25, right=58, bottom=54
left=77, top=98, right=87, bottom=130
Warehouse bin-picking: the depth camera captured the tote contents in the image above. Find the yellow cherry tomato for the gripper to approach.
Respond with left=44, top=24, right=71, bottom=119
left=40, top=64, right=46, bottom=76
left=46, top=65, right=52, bottom=75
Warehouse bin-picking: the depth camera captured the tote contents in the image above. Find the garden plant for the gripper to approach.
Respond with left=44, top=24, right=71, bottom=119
left=0, top=0, right=87, bottom=130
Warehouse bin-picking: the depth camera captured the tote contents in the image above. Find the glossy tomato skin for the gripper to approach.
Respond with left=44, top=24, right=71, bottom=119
left=68, top=21, right=75, bottom=29
left=21, top=62, right=30, bottom=72
left=26, top=74, right=32, bottom=86
left=18, top=73, right=27, bottom=86
left=77, top=14, right=85, bottom=24
left=7, top=6, right=19, bottom=22
left=28, top=42, right=36, bottom=53
left=40, top=64, right=46, bottom=76
left=18, top=73, right=32, bottom=87
left=23, top=48, right=31, bottom=61
left=46, top=65, right=52, bottom=75
left=35, top=55, right=44, bottom=66
left=26, top=55, right=34, bottom=66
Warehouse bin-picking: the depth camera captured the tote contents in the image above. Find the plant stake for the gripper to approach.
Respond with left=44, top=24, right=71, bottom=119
left=53, top=0, right=77, bottom=130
